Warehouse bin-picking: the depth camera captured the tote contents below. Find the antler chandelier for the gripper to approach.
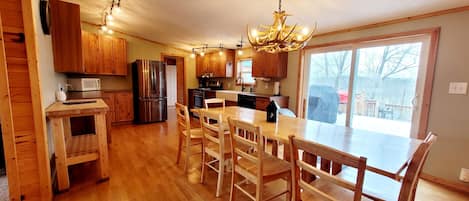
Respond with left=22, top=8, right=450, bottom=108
left=247, top=0, right=316, bottom=53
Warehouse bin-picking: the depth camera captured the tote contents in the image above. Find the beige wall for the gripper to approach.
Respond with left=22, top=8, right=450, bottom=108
left=81, top=23, right=198, bottom=103
left=283, top=10, right=469, bottom=185
left=32, top=0, right=67, bottom=158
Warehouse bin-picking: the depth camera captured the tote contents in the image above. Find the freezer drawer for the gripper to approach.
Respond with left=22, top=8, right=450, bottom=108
left=136, top=98, right=167, bottom=123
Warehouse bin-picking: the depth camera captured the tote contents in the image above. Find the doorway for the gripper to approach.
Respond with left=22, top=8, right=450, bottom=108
left=299, top=29, right=439, bottom=139
left=162, top=54, right=186, bottom=107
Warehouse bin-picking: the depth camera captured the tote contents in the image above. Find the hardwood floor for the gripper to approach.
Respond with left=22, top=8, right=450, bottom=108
left=54, top=109, right=469, bottom=201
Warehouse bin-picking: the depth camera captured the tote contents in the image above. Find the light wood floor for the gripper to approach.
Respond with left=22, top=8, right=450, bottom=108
left=54, top=109, right=469, bottom=201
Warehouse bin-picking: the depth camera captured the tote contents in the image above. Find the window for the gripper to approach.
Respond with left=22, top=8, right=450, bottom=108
left=236, top=59, right=255, bottom=85
left=300, top=34, right=433, bottom=138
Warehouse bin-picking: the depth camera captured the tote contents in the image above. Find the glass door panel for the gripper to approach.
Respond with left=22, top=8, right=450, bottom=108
left=350, top=42, right=422, bottom=137
left=305, top=50, right=352, bottom=126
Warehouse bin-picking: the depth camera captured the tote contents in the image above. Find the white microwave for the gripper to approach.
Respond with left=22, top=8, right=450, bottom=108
left=68, top=78, right=101, bottom=91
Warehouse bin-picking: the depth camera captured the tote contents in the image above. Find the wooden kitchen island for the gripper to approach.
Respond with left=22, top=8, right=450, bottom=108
left=46, top=99, right=110, bottom=192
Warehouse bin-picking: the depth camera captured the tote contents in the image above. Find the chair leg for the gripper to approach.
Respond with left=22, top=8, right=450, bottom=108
left=184, top=141, right=191, bottom=173
left=286, top=174, right=292, bottom=201
left=200, top=149, right=206, bottom=184
left=176, top=135, right=183, bottom=165
left=216, top=158, right=225, bottom=197
left=256, top=182, right=263, bottom=201
left=230, top=170, right=236, bottom=201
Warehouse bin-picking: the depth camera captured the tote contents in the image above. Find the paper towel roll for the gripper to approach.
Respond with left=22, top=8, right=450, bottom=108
left=274, top=81, right=280, bottom=95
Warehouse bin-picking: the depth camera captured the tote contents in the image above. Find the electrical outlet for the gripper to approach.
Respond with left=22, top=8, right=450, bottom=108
left=460, top=168, right=469, bottom=182
left=448, top=82, right=468, bottom=95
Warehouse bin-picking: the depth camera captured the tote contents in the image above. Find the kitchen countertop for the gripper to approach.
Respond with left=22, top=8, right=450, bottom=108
left=67, top=89, right=132, bottom=100
left=190, top=88, right=287, bottom=102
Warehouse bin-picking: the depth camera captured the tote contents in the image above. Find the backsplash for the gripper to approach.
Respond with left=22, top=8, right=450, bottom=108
left=210, top=77, right=277, bottom=95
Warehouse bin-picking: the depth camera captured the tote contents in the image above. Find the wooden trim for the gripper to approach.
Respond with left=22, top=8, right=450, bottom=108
left=313, top=6, right=469, bottom=38
left=161, top=53, right=187, bottom=105
left=296, top=28, right=440, bottom=139
left=295, top=50, right=305, bottom=117
left=21, top=0, right=53, bottom=199
left=420, top=173, right=469, bottom=194
left=82, top=21, right=190, bottom=53
left=0, top=14, right=22, bottom=201
left=417, top=28, right=440, bottom=139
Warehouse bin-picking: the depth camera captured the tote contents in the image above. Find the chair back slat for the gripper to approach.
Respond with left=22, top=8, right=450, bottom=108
left=228, top=117, right=264, bottom=182
left=398, top=132, right=437, bottom=201
left=204, top=98, right=225, bottom=109
left=176, top=103, right=191, bottom=134
left=289, top=135, right=367, bottom=201
left=199, top=110, right=225, bottom=152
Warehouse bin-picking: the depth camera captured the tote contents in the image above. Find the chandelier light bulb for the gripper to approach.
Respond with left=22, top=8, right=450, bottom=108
left=114, top=6, right=122, bottom=14
left=101, top=25, right=108, bottom=31
left=296, top=35, right=303, bottom=41
left=251, top=29, right=258, bottom=37
left=277, top=24, right=282, bottom=31
left=107, top=29, right=114, bottom=34
left=302, top=27, right=309, bottom=35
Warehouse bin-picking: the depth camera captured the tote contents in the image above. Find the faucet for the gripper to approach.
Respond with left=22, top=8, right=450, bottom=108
left=237, top=76, right=246, bottom=92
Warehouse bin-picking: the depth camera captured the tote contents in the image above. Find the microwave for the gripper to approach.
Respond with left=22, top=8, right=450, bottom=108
left=68, top=78, right=101, bottom=91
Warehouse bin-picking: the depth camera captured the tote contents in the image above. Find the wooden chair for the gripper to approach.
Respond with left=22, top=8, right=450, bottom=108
left=289, top=135, right=367, bottom=201
left=200, top=110, right=232, bottom=197
left=227, top=117, right=291, bottom=201
left=175, top=103, right=203, bottom=173
left=204, top=98, right=225, bottom=109
left=337, top=132, right=438, bottom=201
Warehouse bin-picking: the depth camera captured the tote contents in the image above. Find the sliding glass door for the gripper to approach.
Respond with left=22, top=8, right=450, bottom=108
left=302, top=35, right=430, bottom=138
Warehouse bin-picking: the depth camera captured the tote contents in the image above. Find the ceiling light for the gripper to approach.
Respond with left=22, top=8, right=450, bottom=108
left=190, top=53, right=196, bottom=58
left=200, top=52, right=205, bottom=57
left=247, top=0, right=316, bottom=53
left=219, top=51, right=223, bottom=56
left=237, top=50, right=243, bottom=56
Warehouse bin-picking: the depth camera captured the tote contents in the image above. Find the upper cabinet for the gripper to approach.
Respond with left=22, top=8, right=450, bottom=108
left=196, top=49, right=234, bottom=78
left=252, top=51, right=288, bottom=78
left=50, top=1, right=128, bottom=76
left=50, top=0, right=84, bottom=73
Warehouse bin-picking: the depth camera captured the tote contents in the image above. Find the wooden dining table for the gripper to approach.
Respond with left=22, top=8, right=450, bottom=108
left=192, top=106, right=422, bottom=180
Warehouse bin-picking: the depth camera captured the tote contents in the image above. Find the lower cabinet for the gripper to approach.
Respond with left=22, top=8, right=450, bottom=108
left=103, top=91, right=134, bottom=124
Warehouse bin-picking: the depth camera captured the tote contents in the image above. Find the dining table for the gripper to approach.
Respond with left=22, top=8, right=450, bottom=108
left=192, top=106, right=422, bottom=180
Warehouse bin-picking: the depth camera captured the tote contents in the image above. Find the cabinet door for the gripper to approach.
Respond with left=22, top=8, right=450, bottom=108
left=252, top=51, right=288, bottom=78
left=115, top=92, right=134, bottom=122
left=255, top=97, right=270, bottom=111
left=113, top=38, right=128, bottom=75
left=196, top=56, right=203, bottom=77
left=100, top=35, right=115, bottom=74
left=49, top=0, right=84, bottom=73
left=82, top=31, right=102, bottom=74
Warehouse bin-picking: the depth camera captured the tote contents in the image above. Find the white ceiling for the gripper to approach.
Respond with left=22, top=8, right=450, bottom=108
left=68, top=0, right=469, bottom=51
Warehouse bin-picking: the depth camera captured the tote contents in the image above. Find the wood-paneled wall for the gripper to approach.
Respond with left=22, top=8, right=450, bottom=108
left=0, top=0, right=52, bottom=200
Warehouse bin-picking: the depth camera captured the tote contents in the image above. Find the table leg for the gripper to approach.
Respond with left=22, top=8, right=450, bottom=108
left=63, top=117, right=71, bottom=142
left=95, top=113, right=110, bottom=181
left=51, top=118, right=69, bottom=191
left=302, top=152, right=317, bottom=182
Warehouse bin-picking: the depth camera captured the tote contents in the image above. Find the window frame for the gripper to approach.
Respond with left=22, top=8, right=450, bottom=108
left=236, top=58, right=256, bottom=86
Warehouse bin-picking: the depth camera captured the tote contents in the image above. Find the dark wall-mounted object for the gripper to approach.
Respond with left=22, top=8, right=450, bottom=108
left=40, top=0, right=51, bottom=35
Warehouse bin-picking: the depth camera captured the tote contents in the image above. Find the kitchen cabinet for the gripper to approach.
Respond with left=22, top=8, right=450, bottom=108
left=114, top=92, right=134, bottom=122
left=50, top=0, right=83, bottom=73
left=196, top=50, right=234, bottom=77
left=83, top=32, right=128, bottom=75
left=103, top=91, right=134, bottom=124
left=252, top=51, right=288, bottom=78
left=50, top=1, right=128, bottom=75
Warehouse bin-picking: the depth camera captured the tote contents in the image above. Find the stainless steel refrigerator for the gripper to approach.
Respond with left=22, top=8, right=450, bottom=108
left=132, top=60, right=167, bottom=123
